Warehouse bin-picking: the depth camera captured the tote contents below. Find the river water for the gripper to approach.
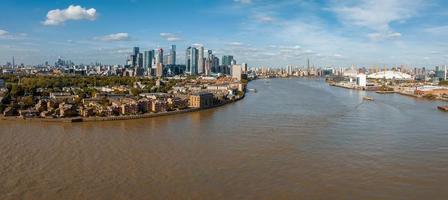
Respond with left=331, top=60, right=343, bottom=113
left=1, top=78, right=447, bottom=199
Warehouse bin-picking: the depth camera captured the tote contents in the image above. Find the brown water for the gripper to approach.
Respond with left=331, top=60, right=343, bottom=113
left=1, top=78, right=448, bottom=200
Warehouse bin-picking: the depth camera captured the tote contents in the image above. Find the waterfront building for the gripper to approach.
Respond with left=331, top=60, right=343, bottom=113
left=242, top=63, right=248, bottom=73
left=356, top=73, right=367, bottom=87
left=232, top=65, right=242, bottom=81
left=189, top=92, right=214, bottom=108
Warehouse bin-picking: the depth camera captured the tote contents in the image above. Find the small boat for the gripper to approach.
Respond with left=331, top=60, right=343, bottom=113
left=248, top=88, right=257, bottom=93
left=437, top=106, right=448, bottom=112
left=363, top=96, right=374, bottom=101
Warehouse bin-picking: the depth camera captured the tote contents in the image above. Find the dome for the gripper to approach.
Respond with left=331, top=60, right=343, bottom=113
left=367, top=71, right=412, bottom=80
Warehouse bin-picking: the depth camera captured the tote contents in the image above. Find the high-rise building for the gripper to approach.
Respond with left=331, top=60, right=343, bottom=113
left=143, top=51, right=154, bottom=70
left=222, top=55, right=234, bottom=66
left=232, top=65, right=242, bottom=81
left=307, top=58, right=310, bottom=70
left=445, top=65, right=447, bottom=81
left=186, top=47, right=198, bottom=75
left=136, top=53, right=143, bottom=68
left=198, top=46, right=204, bottom=74
left=213, top=56, right=219, bottom=73
left=156, top=48, right=164, bottom=65
left=170, top=45, right=176, bottom=65
left=242, top=63, right=248, bottom=73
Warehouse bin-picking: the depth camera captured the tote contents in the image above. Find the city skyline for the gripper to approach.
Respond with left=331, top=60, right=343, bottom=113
left=1, top=0, right=448, bottom=67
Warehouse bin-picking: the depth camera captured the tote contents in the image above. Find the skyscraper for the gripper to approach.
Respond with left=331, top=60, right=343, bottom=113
left=143, top=50, right=154, bottom=70
left=132, top=47, right=140, bottom=67
left=222, top=55, right=234, bottom=66
left=198, top=46, right=204, bottom=74
left=156, top=48, right=164, bottom=65
left=170, top=45, right=176, bottom=65
left=186, top=47, right=198, bottom=75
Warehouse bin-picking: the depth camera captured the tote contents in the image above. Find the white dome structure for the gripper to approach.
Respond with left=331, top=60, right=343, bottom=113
left=367, top=71, right=412, bottom=80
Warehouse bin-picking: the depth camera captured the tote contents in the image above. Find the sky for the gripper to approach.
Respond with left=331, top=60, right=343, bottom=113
left=1, top=0, right=448, bottom=68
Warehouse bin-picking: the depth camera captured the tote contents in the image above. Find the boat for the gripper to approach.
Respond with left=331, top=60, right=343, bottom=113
left=363, top=96, right=374, bottom=101
left=248, top=88, right=257, bottom=93
left=437, top=106, right=448, bottom=112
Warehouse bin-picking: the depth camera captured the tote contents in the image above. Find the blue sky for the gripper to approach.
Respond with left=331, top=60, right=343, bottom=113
left=1, top=0, right=448, bottom=67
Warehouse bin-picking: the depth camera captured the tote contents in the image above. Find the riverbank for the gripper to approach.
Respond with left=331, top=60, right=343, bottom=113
left=329, top=82, right=448, bottom=102
left=0, top=95, right=245, bottom=123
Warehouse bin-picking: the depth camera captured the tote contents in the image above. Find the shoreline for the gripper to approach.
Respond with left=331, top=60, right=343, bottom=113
left=0, top=95, right=245, bottom=123
left=329, top=82, right=448, bottom=102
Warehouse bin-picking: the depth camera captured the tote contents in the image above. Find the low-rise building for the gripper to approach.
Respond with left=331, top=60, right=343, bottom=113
left=59, top=103, right=77, bottom=117
left=189, top=92, right=214, bottom=108
left=152, top=100, right=167, bottom=113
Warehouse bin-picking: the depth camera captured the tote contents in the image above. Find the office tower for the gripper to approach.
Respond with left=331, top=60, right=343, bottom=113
left=12, top=56, right=15, bottom=68
left=307, top=58, right=310, bottom=70
left=242, top=63, right=248, bottom=73
left=143, top=51, right=153, bottom=70
left=136, top=53, right=143, bottom=68
left=170, top=45, right=176, bottom=65
left=232, top=65, right=242, bottom=81
left=131, top=47, right=140, bottom=67
left=222, top=55, right=234, bottom=66
left=198, top=46, right=204, bottom=74
left=156, top=48, right=164, bottom=65
left=213, top=56, right=219, bottom=73
left=445, top=65, right=447, bottom=80
left=186, top=47, right=198, bottom=75
left=205, top=50, right=213, bottom=75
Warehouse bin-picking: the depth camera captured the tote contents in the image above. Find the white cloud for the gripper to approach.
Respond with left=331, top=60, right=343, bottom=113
left=160, top=32, right=181, bottom=42
left=252, top=14, right=275, bottom=23
left=43, top=5, right=97, bottom=26
left=95, top=33, right=130, bottom=42
left=234, top=0, right=252, bottom=4
left=229, top=42, right=244, bottom=46
left=425, top=25, right=448, bottom=35
left=191, top=43, right=203, bottom=47
left=0, top=29, right=27, bottom=40
left=331, top=0, right=422, bottom=31
left=0, top=30, right=9, bottom=37
left=367, top=32, right=401, bottom=41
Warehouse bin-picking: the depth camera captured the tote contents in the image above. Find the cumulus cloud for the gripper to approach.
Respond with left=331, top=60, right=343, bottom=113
left=43, top=5, right=97, bottom=26
left=160, top=33, right=181, bottom=42
left=331, top=0, right=422, bottom=31
left=95, top=33, right=130, bottom=42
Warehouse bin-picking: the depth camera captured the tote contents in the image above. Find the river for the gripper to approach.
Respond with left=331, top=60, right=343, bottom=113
left=1, top=78, right=447, bottom=199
